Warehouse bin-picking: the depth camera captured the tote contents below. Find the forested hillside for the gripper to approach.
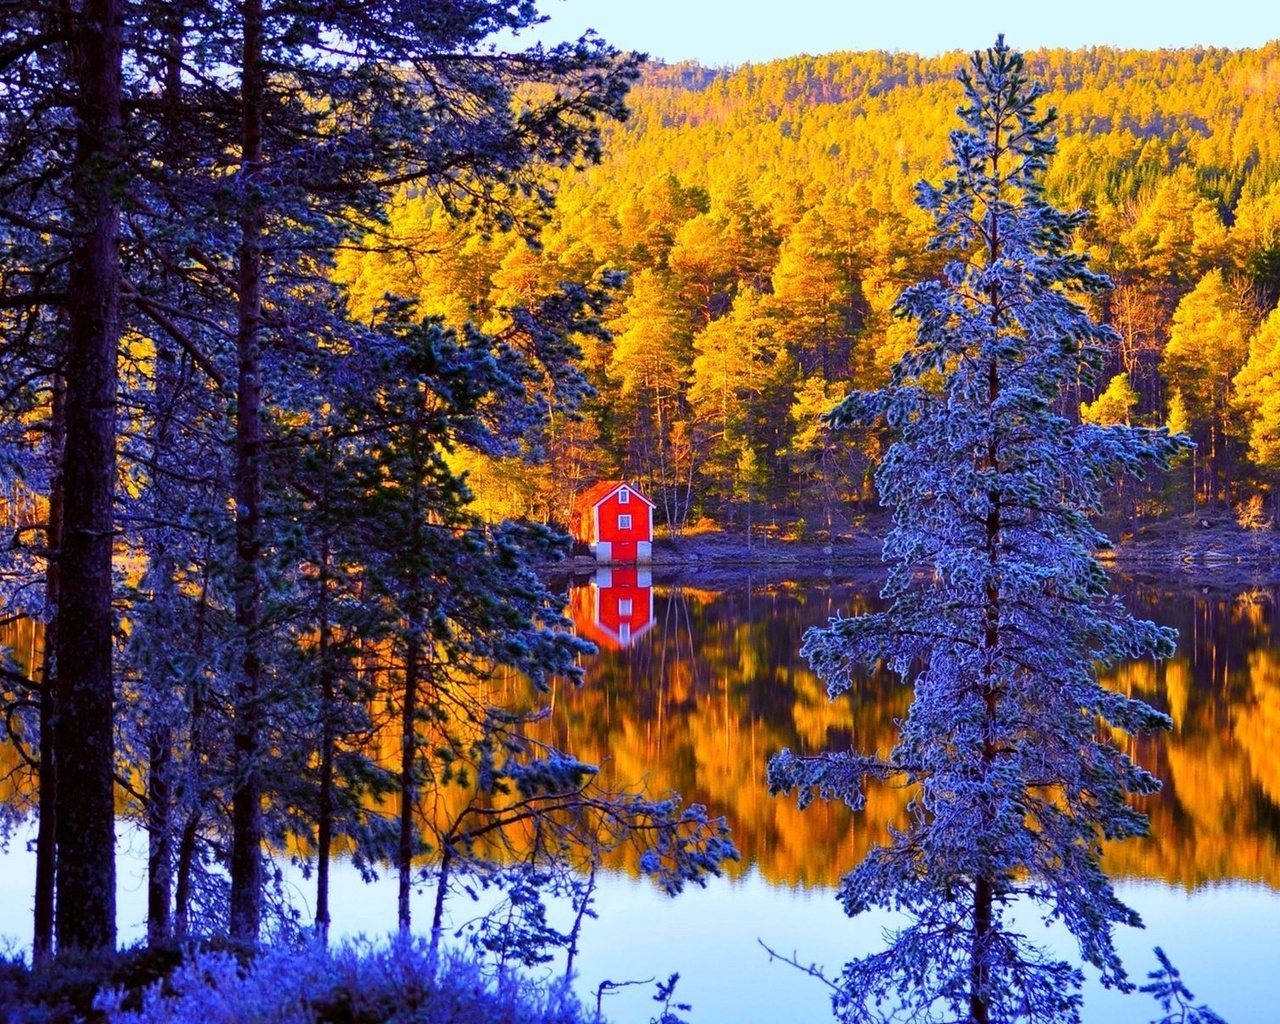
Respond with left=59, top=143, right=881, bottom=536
left=338, top=43, right=1280, bottom=534
left=0, top=25, right=1268, bottom=1019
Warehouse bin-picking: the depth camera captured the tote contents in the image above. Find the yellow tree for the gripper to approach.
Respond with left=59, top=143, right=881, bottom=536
left=1080, top=372, right=1138, bottom=426
left=608, top=269, right=697, bottom=533
left=769, top=202, right=864, bottom=381
left=1161, top=269, right=1253, bottom=504
left=688, top=289, right=795, bottom=530
left=668, top=177, right=773, bottom=329
left=1229, top=181, right=1280, bottom=307
left=616, top=171, right=706, bottom=269
left=1232, top=307, right=1280, bottom=516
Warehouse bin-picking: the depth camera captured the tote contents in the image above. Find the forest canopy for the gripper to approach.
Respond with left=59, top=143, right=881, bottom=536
left=356, top=42, right=1280, bottom=533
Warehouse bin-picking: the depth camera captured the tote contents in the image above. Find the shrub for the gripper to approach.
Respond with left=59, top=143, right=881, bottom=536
left=92, top=938, right=599, bottom=1024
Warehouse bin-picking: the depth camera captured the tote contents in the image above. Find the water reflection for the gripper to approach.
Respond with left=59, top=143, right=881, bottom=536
left=553, top=571, right=1280, bottom=892
left=0, top=615, right=41, bottom=816
left=1, top=575, right=1278, bottom=1021
left=569, top=567, right=656, bottom=650
left=5, top=576, right=1278, bottom=895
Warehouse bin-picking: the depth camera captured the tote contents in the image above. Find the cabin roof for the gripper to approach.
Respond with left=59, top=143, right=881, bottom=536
left=573, top=480, right=655, bottom=512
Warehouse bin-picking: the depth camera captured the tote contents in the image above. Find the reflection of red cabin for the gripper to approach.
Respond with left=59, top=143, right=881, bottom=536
left=571, top=481, right=654, bottom=564
left=569, top=567, right=655, bottom=650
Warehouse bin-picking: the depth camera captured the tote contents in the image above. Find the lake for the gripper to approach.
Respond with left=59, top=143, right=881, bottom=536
left=2, top=567, right=1277, bottom=1022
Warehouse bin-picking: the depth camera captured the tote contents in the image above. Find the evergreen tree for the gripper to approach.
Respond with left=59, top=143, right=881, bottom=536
left=0, top=0, right=131, bottom=955
left=2, top=0, right=642, bottom=949
left=769, top=38, right=1189, bottom=1024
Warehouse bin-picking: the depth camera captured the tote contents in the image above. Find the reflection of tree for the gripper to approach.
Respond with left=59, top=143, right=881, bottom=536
left=7, top=577, right=1278, bottom=928
left=1101, top=587, right=1280, bottom=888
left=0, top=617, right=41, bottom=815
left=549, top=579, right=907, bottom=884
left=552, top=576, right=1280, bottom=896
left=1239, top=648, right=1280, bottom=808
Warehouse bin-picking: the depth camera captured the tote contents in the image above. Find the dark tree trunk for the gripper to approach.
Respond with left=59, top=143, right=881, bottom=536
left=176, top=545, right=213, bottom=937
left=398, top=626, right=420, bottom=933
left=146, top=728, right=173, bottom=943
left=315, top=525, right=334, bottom=944
left=969, top=199, right=1002, bottom=1024
left=970, top=875, right=993, bottom=1024
left=34, top=375, right=64, bottom=965
left=173, top=810, right=200, bottom=937
left=145, top=360, right=179, bottom=944
left=52, top=0, right=123, bottom=953
left=229, top=0, right=267, bottom=943
left=427, top=845, right=450, bottom=961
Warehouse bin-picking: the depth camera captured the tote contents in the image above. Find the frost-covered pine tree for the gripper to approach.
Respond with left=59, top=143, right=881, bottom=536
left=769, top=37, right=1190, bottom=1024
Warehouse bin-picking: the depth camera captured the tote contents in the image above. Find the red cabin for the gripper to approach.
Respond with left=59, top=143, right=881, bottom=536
left=569, top=567, right=655, bottom=650
left=571, top=480, right=654, bottom=564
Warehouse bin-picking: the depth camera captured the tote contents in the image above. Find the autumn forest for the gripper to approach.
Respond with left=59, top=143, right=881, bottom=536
left=368, top=43, right=1280, bottom=534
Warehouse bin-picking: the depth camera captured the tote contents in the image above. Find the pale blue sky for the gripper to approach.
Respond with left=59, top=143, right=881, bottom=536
left=520, top=1, right=1279, bottom=64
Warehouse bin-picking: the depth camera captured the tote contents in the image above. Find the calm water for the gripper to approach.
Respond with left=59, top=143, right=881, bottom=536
left=2, top=570, right=1278, bottom=1022
left=534, top=569, right=1280, bottom=1023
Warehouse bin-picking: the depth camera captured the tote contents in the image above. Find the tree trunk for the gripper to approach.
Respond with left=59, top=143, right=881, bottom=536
left=53, top=0, right=124, bottom=953
left=398, top=624, right=421, bottom=933
left=34, top=375, right=64, bottom=965
left=427, top=846, right=451, bottom=963
left=315, top=525, right=334, bottom=944
left=969, top=188, right=1003, bottom=1024
left=146, top=729, right=173, bottom=944
left=173, top=810, right=200, bottom=937
left=176, top=545, right=214, bottom=936
left=970, top=875, right=993, bottom=1024
left=146, top=348, right=181, bottom=946
left=229, top=0, right=266, bottom=942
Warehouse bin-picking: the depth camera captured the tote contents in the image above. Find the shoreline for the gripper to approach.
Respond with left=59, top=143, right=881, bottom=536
left=552, top=518, right=1280, bottom=590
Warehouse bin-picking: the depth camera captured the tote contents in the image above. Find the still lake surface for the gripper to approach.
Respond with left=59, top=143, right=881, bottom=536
left=2, top=567, right=1278, bottom=1022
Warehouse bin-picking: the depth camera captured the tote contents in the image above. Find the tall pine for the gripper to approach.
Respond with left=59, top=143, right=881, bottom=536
left=769, top=37, right=1189, bottom=1024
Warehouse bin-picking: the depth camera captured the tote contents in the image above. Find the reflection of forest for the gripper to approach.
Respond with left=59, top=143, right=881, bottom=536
left=551, top=576, right=1280, bottom=891
left=4, top=581, right=1279, bottom=892
left=0, top=617, right=40, bottom=813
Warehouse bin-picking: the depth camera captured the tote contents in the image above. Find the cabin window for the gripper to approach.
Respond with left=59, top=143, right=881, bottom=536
left=618, top=488, right=630, bottom=503
left=619, top=623, right=631, bottom=642
left=618, top=514, right=632, bottom=530
left=619, top=598, right=633, bottom=616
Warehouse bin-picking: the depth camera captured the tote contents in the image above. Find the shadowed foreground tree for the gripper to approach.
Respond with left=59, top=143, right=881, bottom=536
left=0, top=0, right=127, bottom=954
left=769, top=38, right=1191, bottom=1024
left=0, top=0, right=644, bottom=953
left=209, top=0, right=641, bottom=943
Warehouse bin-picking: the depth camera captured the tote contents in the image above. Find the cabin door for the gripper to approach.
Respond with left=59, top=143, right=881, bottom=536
left=614, top=539, right=637, bottom=562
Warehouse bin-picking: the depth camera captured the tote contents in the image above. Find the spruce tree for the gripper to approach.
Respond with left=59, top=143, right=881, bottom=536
left=769, top=37, right=1189, bottom=1024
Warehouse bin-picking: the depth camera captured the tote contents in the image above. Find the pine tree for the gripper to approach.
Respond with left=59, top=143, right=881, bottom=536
left=3, top=0, right=643, bottom=949
left=0, top=0, right=130, bottom=954
left=769, top=38, right=1189, bottom=1024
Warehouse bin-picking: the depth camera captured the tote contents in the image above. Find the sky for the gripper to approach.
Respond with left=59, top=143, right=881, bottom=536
left=520, top=1, right=1280, bottom=65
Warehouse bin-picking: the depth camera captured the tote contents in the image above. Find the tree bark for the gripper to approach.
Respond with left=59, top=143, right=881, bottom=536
left=34, top=374, right=64, bottom=965
left=145, top=351, right=179, bottom=945
left=315, top=521, right=334, bottom=944
left=52, top=0, right=123, bottom=953
left=147, top=726, right=173, bottom=944
left=173, top=810, right=201, bottom=936
left=229, top=0, right=266, bottom=942
left=398, top=624, right=420, bottom=933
